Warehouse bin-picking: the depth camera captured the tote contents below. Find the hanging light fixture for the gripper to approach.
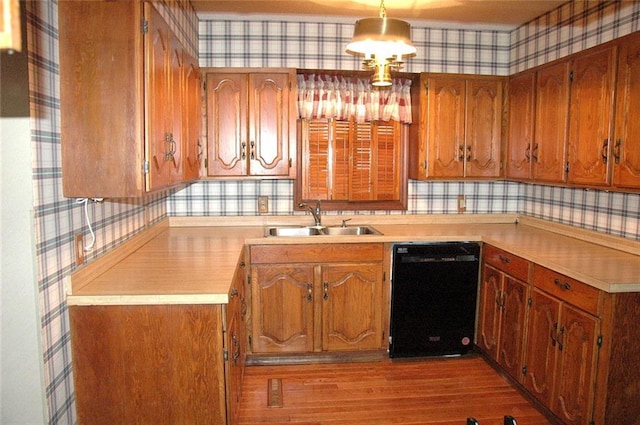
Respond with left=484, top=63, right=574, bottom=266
left=345, top=0, right=416, bottom=87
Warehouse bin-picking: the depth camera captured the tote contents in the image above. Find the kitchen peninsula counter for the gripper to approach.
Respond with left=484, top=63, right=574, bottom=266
left=66, top=214, right=640, bottom=306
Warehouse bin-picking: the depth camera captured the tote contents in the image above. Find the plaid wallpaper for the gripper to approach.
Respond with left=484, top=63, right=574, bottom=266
left=25, top=1, right=640, bottom=424
left=510, top=0, right=640, bottom=73
left=198, top=18, right=511, bottom=74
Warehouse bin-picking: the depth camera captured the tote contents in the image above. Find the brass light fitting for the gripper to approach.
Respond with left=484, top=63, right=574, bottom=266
left=345, top=0, right=416, bottom=86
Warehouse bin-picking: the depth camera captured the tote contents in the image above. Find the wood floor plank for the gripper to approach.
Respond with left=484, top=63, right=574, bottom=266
left=238, top=355, right=553, bottom=424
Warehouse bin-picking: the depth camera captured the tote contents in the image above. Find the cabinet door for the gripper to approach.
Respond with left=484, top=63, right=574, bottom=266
left=251, top=265, right=315, bottom=353
left=465, top=78, right=503, bottom=178
left=551, top=304, right=600, bottom=425
left=248, top=72, right=292, bottom=176
left=506, top=71, right=535, bottom=180
left=145, top=4, right=173, bottom=190
left=498, top=276, right=528, bottom=380
left=321, top=263, right=383, bottom=351
left=206, top=73, right=247, bottom=176
left=477, top=264, right=502, bottom=359
left=167, top=39, right=184, bottom=183
left=183, top=53, right=202, bottom=181
left=567, top=45, right=616, bottom=186
left=613, top=33, right=640, bottom=189
left=225, top=272, right=247, bottom=425
left=523, top=288, right=560, bottom=407
left=426, top=76, right=466, bottom=178
left=533, top=60, right=569, bottom=183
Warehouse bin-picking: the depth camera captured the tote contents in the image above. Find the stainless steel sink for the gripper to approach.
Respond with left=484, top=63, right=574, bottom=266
left=322, top=225, right=381, bottom=236
left=264, top=225, right=381, bottom=237
left=265, top=226, right=323, bottom=237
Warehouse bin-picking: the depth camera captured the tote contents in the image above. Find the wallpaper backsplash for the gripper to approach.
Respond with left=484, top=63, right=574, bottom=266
left=26, top=1, right=640, bottom=424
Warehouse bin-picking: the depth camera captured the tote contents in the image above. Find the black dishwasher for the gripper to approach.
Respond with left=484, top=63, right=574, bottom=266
left=389, top=242, right=480, bottom=358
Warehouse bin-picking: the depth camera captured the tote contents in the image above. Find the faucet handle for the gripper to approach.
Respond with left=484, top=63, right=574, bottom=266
left=341, top=219, right=352, bottom=228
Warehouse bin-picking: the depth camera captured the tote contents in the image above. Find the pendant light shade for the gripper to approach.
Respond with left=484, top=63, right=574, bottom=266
left=346, top=1, right=416, bottom=87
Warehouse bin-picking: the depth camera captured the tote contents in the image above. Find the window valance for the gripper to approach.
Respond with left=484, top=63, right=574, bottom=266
left=296, top=74, right=412, bottom=124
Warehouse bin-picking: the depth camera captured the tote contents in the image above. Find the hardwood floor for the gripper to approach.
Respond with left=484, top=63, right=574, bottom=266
left=238, top=355, right=553, bottom=425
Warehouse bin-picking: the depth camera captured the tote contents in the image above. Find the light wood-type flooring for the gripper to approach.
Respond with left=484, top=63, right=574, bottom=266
left=238, top=355, right=553, bottom=425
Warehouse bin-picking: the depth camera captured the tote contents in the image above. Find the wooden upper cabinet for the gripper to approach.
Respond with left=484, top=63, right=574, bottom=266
left=465, top=78, right=503, bottom=178
left=249, top=73, right=293, bottom=176
left=425, top=76, right=466, bottom=178
left=410, top=74, right=504, bottom=179
left=613, top=32, right=640, bottom=190
left=205, top=69, right=296, bottom=178
left=146, top=5, right=183, bottom=191
left=183, top=54, right=202, bottom=181
left=206, top=73, right=247, bottom=176
left=533, top=60, right=570, bottom=183
left=566, top=45, right=616, bottom=186
left=59, top=1, right=200, bottom=198
left=506, top=71, right=536, bottom=180
left=297, top=118, right=405, bottom=210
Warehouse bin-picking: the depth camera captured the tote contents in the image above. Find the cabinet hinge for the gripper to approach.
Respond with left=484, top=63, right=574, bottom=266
left=248, top=335, right=253, bottom=350
left=289, top=158, right=292, bottom=168
left=527, top=297, right=532, bottom=307
left=142, top=18, right=148, bottom=34
left=383, top=271, right=386, bottom=282
left=247, top=275, right=251, bottom=285
left=569, top=70, right=574, bottom=82
left=597, top=335, right=603, bottom=347
left=223, top=349, right=228, bottom=361
left=522, top=365, right=527, bottom=376
left=565, top=162, right=570, bottom=173
left=204, top=158, right=208, bottom=168
left=143, top=160, right=149, bottom=175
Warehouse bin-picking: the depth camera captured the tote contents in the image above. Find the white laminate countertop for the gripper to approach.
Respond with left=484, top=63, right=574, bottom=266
left=66, top=214, right=640, bottom=306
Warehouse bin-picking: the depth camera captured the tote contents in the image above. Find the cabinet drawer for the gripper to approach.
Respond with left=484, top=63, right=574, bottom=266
left=532, top=265, right=602, bottom=316
left=251, top=243, right=383, bottom=264
left=483, top=244, right=530, bottom=282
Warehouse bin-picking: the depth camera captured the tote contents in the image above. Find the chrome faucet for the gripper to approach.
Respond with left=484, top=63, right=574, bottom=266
left=298, top=200, right=322, bottom=227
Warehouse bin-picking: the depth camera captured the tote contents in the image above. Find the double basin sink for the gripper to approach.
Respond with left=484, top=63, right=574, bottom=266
left=264, top=225, right=382, bottom=237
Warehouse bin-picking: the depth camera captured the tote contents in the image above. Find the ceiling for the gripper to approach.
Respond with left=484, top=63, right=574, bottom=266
left=191, top=0, right=570, bottom=29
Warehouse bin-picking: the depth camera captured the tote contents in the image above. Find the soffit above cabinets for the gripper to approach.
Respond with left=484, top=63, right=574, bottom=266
left=191, top=0, right=569, bottom=29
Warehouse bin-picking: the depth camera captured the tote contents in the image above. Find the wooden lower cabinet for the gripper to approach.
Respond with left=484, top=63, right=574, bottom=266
left=524, top=287, right=600, bottom=425
left=477, top=245, right=530, bottom=381
left=250, top=243, right=384, bottom=354
left=478, top=248, right=640, bottom=425
left=224, top=251, right=249, bottom=424
left=69, top=304, right=229, bottom=424
left=250, top=264, right=315, bottom=353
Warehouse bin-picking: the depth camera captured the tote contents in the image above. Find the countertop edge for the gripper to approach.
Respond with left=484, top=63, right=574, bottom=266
left=67, top=293, right=229, bottom=306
